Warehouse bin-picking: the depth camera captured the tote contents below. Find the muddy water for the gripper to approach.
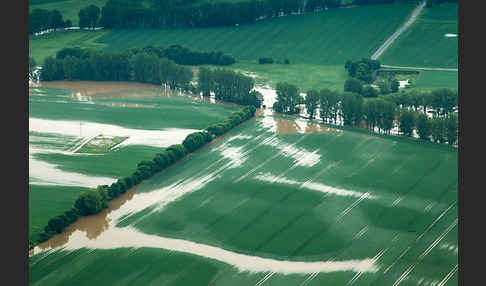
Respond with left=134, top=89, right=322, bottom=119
left=30, top=184, right=380, bottom=275
left=256, top=109, right=341, bottom=135
left=31, top=186, right=136, bottom=253
left=38, top=81, right=162, bottom=99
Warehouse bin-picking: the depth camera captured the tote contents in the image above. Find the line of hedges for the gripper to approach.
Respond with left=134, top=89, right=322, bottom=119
left=32, top=105, right=257, bottom=248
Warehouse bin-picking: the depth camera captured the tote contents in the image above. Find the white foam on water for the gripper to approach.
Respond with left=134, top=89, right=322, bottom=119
left=29, top=117, right=199, bottom=148
left=29, top=152, right=116, bottom=188
left=254, top=85, right=277, bottom=109
left=444, top=33, right=457, bottom=37
left=262, top=137, right=321, bottom=167
left=255, top=173, right=376, bottom=199
left=56, top=226, right=379, bottom=275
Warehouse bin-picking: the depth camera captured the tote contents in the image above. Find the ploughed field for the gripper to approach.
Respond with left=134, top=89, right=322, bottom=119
left=380, top=3, right=458, bottom=69
left=29, top=82, right=238, bottom=244
left=30, top=112, right=458, bottom=285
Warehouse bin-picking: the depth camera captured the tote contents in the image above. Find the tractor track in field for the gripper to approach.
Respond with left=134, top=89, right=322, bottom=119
left=371, top=1, right=426, bottom=60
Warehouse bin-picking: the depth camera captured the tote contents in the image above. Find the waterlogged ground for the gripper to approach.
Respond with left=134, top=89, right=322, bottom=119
left=28, top=82, right=238, bottom=242
left=30, top=110, right=457, bottom=286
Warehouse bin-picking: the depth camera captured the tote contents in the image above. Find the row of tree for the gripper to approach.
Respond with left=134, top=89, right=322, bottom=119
left=98, top=0, right=423, bottom=30
left=198, top=67, right=263, bottom=107
left=41, top=50, right=194, bottom=91
left=272, top=82, right=458, bottom=144
left=29, top=8, right=72, bottom=34
left=35, top=105, right=257, bottom=245
left=384, top=88, right=457, bottom=117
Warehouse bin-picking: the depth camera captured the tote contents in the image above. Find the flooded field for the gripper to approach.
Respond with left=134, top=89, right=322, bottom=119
left=28, top=82, right=238, bottom=243
left=30, top=110, right=457, bottom=285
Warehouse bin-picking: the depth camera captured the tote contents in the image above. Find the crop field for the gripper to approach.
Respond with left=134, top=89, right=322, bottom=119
left=380, top=3, right=458, bottom=68
left=414, top=70, right=458, bottom=90
left=28, top=82, right=237, bottom=243
left=30, top=112, right=458, bottom=285
left=97, top=4, right=414, bottom=65
left=30, top=4, right=415, bottom=92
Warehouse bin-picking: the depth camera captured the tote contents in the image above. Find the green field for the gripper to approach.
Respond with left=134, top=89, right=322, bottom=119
left=30, top=113, right=458, bottom=285
left=380, top=3, right=458, bottom=68
left=29, top=83, right=238, bottom=244
left=30, top=3, right=415, bottom=92
left=29, top=30, right=109, bottom=64
left=415, top=70, right=458, bottom=90
left=96, top=4, right=414, bottom=65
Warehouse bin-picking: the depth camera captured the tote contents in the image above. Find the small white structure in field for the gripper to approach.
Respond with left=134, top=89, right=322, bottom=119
left=398, top=80, right=410, bottom=89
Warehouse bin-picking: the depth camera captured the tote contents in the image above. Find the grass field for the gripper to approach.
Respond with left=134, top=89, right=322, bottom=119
left=415, top=70, right=458, bottom=90
left=96, top=4, right=414, bottom=65
left=30, top=112, right=457, bottom=285
left=29, top=30, right=109, bottom=64
left=29, top=83, right=238, bottom=244
left=29, top=185, right=90, bottom=243
left=380, top=3, right=458, bottom=68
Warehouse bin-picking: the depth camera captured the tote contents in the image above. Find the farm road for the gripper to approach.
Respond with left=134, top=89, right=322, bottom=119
left=380, top=64, right=458, bottom=72
left=371, top=1, right=426, bottom=60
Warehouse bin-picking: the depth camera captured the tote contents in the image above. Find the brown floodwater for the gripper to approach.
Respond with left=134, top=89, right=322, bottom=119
left=30, top=186, right=137, bottom=256
left=38, top=81, right=162, bottom=98
left=256, top=109, right=341, bottom=135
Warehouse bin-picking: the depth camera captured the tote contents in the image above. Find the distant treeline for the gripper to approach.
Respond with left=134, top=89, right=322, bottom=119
left=273, top=82, right=458, bottom=144
left=34, top=105, right=257, bottom=247
left=29, top=0, right=430, bottom=34
left=29, top=8, right=72, bottom=34
left=41, top=45, right=235, bottom=87
left=98, top=0, right=420, bottom=29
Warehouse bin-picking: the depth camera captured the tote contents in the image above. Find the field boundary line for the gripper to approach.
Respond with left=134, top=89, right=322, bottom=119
left=380, top=64, right=458, bottom=72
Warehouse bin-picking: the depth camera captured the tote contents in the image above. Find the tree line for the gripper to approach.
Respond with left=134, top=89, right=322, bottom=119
left=272, top=81, right=458, bottom=144
left=34, top=105, right=257, bottom=246
left=29, top=8, right=72, bottom=34
left=98, top=0, right=419, bottom=29
left=198, top=67, right=262, bottom=108
left=40, top=45, right=235, bottom=90
left=29, top=0, right=425, bottom=34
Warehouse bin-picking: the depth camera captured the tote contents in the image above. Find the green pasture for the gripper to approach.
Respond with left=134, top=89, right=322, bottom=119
left=230, top=62, right=347, bottom=91
left=380, top=3, right=458, bottom=68
left=29, top=184, right=89, bottom=243
left=414, top=70, right=458, bottom=90
left=30, top=114, right=458, bottom=285
left=96, top=4, right=414, bottom=65
left=29, top=30, right=109, bottom=65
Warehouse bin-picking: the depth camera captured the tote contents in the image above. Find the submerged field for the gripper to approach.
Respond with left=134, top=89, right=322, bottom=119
left=30, top=111, right=458, bottom=285
left=380, top=3, right=458, bottom=68
left=29, top=82, right=237, bottom=243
